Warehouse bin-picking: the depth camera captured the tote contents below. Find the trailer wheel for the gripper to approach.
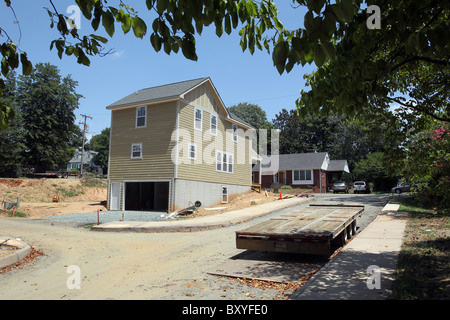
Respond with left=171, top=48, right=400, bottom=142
left=346, top=224, right=353, bottom=239
left=351, top=220, right=357, bottom=236
left=333, top=228, right=348, bottom=247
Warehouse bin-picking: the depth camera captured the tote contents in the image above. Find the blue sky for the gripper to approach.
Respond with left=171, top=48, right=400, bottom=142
left=1, top=1, right=315, bottom=139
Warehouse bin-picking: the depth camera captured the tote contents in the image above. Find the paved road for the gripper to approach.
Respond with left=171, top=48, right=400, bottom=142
left=0, top=193, right=389, bottom=300
left=312, top=193, right=390, bottom=231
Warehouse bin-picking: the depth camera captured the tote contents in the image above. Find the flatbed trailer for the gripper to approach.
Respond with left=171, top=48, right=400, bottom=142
left=26, top=171, right=70, bottom=178
left=235, top=204, right=364, bottom=256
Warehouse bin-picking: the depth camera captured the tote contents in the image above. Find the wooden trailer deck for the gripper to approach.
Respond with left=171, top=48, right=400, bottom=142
left=236, top=204, right=364, bottom=255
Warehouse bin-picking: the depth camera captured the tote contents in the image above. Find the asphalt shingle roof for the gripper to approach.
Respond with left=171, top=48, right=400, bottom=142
left=107, top=77, right=209, bottom=109
left=327, top=160, right=350, bottom=172
left=254, top=152, right=328, bottom=171
left=106, top=77, right=254, bottom=129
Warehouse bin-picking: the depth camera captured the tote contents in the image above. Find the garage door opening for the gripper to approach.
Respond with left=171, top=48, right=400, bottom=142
left=124, top=182, right=169, bottom=212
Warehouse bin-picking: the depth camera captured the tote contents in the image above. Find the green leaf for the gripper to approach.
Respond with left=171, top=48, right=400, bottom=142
left=156, top=0, right=169, bottom=13
left=76, top=0, right=93, bottom=20
left=121, top=16, right=132, bottom=34
left=273, top=16, right=283, bottom=31
left=1, top=57, right=9, bottom=76
left=20, top=53, right=33, bottom=75
left=132, top=17, right=147, bottom=38
left=321, top=41, right=335, bottom=60
left=215, top=18, right=223, bottom=38
left=340, top=0, right=355, bottom=21
left=272, top=40, right=289, bottom=74
left=163, top=40, right=171, bottom=55
left=313, top=43, right=326, bottom=67
left=90, top=34, right=108, bottom=44
left=224, top=14, right=232, bottom=35
left=307, top=0, right=325, bottom=15
left=181, top=35, right=197, bottom=61
left=102, top=10, right=115, bottom=37
left=150, top=33, right=162, bottom=52
left=304, top=11, right=313, bottom=30
left=145, top=0, right=154, bottom=11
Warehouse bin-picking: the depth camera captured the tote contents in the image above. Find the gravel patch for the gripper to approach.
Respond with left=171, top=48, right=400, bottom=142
left=42, top=210, right=173, bottom=224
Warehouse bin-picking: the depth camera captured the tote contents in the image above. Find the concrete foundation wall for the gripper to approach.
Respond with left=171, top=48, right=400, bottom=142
left=174, top=179, right=250, bottom=210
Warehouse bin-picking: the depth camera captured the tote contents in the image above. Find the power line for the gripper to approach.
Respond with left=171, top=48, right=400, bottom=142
left=79, top=114, right=93, bottom=176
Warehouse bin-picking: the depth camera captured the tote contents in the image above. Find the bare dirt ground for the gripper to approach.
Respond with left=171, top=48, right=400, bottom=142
left=0, top=178, right=107, bottom=218
left=1, top=178, right=306, bottom=219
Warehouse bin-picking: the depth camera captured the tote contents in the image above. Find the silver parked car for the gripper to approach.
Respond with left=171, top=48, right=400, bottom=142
left=391, top=183, right=411, bottom=194
left=353, top=181, right=369, bottom=194
left=332, top=181, right=349, bottom=193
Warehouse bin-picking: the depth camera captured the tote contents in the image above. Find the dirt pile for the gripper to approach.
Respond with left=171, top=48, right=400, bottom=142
left=193, top=189, right=281, bottom=218
left=0, top=178, right=107, bottom=218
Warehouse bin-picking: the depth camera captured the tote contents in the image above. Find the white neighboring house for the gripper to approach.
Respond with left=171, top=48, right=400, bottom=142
left=67, top=148, right=102, bottom=174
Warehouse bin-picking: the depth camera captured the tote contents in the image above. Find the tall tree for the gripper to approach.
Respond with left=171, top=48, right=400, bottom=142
left=228, top=102, right=272, bottom=130
left=17, top=63, right=82, bottom=172
left=0, top=71, right=25, bottom=176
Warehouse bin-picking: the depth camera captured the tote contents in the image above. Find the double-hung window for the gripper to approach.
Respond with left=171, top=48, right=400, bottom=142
left=210, top=115, right=217, bottom=135
left=194, top=108, right=202, bottom=131
left=222, top=187, right=228, bottom=203
left=131, top=143, right=143, bottom=159
left=232, top=124, right=238, bottom=142
left=216, top=150, right=233, bottom=173
left=292, top=170, right=312, bottom=184
left=136, top=106, right=147, bottom=128
left=188, top=143, right=196, bottom=160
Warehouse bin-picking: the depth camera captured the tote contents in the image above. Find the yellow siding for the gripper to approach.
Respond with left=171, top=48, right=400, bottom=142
left=108, top=82, right=253, bottom=188
left=109, top=101, right=177, bottom=181
left=177, top=83, right=253, bottom=186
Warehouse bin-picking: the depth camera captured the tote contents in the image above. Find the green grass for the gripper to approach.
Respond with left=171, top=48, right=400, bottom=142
left=1, top=210, right=26, bottom=217
left=389, top=195, right=449, bottom=299
left=392, top=195, right=434, bottom=214
left=55, top=185, right=85, bottom=198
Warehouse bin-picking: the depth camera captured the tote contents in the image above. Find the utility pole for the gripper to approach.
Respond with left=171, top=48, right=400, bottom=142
left=79, top=114, right=93, bottom=177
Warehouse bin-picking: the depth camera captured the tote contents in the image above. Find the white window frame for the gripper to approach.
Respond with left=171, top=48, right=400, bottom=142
left=194, top=108, right=202, bottom=131
left=210, top=114, right=217, bottom=135
left=216, top=150, right=233, bottom=174
left=228, top=154, right=233, bottom=173
left=222, top=186, right=228, bottom=203
left=136, top=106, right=147, bottom=128
left=131, top=143, right=143, bottom=159
left=232, top=124, right=238, bottom=143
left=292, top=169, right=313, bottom=184
left=188, top=143, right=197, bottom=160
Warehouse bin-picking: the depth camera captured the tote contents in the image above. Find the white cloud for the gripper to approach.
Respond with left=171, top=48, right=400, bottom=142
left=112, top=50, right=125, bottom=59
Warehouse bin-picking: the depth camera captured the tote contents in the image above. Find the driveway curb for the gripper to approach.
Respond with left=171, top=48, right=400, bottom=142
left=0, top=237, right=31, bottom=270
left=91, top=197, right=314, bottom=233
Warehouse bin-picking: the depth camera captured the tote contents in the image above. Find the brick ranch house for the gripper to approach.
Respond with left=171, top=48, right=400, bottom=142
left=252, top=151, right=349, bottom=193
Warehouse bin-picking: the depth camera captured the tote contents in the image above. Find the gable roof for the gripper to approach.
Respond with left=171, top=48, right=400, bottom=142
left=327, top=160, right=350, bottom=173
left=106, top=77, right=254, bottom=129
left=278, top=152, right=329, bottom=170
left=106, top=77, right=209, bottom=109
left=255, top=152, right=329, bottom=172
left=254, top=152, right=350, bottom=174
